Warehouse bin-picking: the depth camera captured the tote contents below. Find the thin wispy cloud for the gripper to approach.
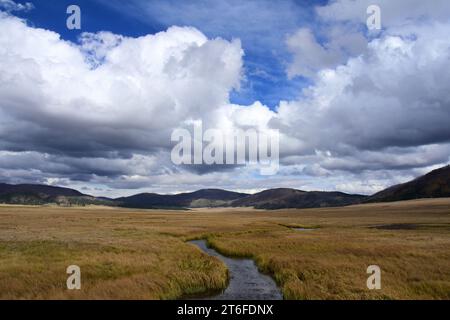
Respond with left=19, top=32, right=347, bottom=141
left=0, top=0, right=33, bottom=12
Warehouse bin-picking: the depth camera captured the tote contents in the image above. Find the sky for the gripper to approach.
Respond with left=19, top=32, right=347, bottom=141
left=0, top=0, right=450, bottom=197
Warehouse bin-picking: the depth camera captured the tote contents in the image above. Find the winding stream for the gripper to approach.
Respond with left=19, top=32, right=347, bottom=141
left=190, top=240, right=283, bottom=300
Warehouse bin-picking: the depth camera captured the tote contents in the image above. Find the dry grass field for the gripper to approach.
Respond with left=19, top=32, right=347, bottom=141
left=0, top=199, right=449, bottom=300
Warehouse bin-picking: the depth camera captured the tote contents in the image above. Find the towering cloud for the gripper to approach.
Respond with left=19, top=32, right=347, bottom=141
left=0, top=1, right=449, bottom=196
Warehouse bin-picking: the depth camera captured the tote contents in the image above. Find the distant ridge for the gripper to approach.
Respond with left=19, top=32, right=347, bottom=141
left=0, top=183, right=113, bottom=206
left=231, top=188, right=367, bottom=209
left=0, top=183, right=84, bottom=197
left=115, top=189, right=249, bottom=209
left=366, top=165, right=450, bottom=203
left=1, top=164, right=449, bottom=209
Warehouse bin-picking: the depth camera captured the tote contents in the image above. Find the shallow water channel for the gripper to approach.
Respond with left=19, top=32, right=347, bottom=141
left=189, top=240, right=283, bottom=300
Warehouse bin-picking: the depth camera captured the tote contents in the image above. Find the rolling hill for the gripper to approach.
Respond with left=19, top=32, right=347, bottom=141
left=115, top=189, right=249, bottom=209
left=0, top=183, right=113, bottom=206
left=366, top=165, right=450, bottom=203
left=230, top=188, right=367, bottom=209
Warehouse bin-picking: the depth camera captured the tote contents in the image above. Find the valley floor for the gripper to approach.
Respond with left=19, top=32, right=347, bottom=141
left=0, top=199, right=449, bottom=299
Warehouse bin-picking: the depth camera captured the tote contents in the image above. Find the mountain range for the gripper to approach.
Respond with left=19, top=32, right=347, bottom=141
left=0, top=165, right=449, bottom=209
